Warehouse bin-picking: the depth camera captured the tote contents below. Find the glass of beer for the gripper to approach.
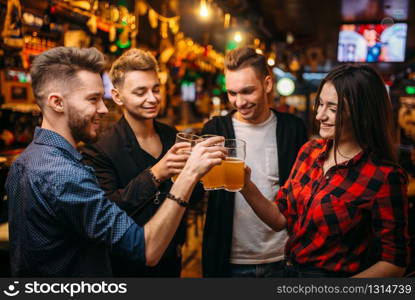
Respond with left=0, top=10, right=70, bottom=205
left=199, top=134, right=225, bottom=190
left=171, top=132, right=199, bottom=182
left=223, top=139, right=246, bottom=192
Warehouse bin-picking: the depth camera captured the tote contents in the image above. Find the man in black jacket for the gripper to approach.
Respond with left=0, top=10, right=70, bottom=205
left=202, top=47, right=307, bottom=277
left=82, top=49, right=204, bottom=277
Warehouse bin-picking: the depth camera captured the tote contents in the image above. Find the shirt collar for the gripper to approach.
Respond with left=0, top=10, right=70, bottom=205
left=317, top=139, right=365, bottom=167
left=317, top=139, right=331, bottom=163
left=33, top=127, right=83, bottom=161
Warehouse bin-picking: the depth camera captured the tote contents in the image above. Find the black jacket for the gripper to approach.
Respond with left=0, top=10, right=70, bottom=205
left=201, top=110, right=307, bottom=277
left=82, top=117, right=201, bottom=277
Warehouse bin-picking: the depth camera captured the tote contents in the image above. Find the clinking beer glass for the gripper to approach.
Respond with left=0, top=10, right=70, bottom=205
left=200, top=134, right=225, bottom=190
left=223, top=139, right=246, bottom=192
left=200, top=137, right=246, bottom=192
left=171, top=132, right=199, bottom=182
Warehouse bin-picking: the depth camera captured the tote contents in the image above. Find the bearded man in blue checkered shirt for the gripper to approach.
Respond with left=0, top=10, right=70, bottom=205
left=5, top=47, right=225, bottom=277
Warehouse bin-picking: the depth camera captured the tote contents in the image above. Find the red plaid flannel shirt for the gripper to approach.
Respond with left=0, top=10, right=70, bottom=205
left=275, top=139, right=409, bottom=274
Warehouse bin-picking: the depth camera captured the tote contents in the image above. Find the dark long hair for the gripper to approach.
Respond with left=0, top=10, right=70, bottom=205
left=314, top=64, right=397, bottom=163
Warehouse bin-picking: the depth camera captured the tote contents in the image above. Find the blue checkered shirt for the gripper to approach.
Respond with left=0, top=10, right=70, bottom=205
left=6, top=127, right=145, bottom=276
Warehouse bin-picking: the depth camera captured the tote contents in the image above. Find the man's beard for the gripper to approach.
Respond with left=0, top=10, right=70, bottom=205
left=68, top=106, right=101, bottom=144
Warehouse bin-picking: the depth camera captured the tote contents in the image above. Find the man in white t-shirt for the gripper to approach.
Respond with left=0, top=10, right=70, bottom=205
left=201, top=47, right=307, bottom=277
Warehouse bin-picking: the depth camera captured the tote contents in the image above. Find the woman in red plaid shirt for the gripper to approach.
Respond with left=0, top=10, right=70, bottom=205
left=241, top=64, right=409, bottom=277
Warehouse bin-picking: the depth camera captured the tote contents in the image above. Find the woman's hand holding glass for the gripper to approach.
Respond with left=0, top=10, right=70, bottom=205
left=240, top=165, right=253, bottom=194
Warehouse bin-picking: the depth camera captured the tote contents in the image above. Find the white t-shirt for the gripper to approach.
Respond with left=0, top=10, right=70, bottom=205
left=230, top=112, right=288, bottom=264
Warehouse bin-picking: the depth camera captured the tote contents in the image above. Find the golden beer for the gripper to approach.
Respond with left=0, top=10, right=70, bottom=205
left=201, top=162, right=224, bottom=190
left=223, top=158, right=245, bottom=192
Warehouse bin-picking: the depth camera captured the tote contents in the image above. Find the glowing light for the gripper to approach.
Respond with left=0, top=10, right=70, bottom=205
left=286, top=32, right=294, bottom=44
left=224, top=13, right=231, bottom=28
left=289, top=57, right=300, bottom=72
left=277, top=78, right=295, bottom=96
left=267, top=53, right=276, bottom=66
left=234, top=31, right=242, bottom=43
left=110, top=45, right=118, bottom=53
left=255, top=48, right=263, bottom=55
left=199, top=0, right=209, bottom=19
left=405, top=86, right=415, bottom=95
left=212, top=96, right=221, bottom=105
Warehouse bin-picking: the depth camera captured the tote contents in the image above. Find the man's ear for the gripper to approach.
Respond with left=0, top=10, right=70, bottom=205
left=46, top=93, right=64, bottom=113
left=264, top=75, right=273, bottom=94
left=111, top=88, right=123, bottom=106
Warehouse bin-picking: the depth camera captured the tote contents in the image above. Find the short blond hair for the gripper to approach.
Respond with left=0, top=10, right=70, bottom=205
left=109, top=48, right=158, bottom=88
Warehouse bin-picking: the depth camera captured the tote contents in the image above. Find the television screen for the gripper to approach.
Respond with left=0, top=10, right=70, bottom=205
left=337, top=23, right=407, bottom=62
left=341, top=0, right=409, bottom=22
